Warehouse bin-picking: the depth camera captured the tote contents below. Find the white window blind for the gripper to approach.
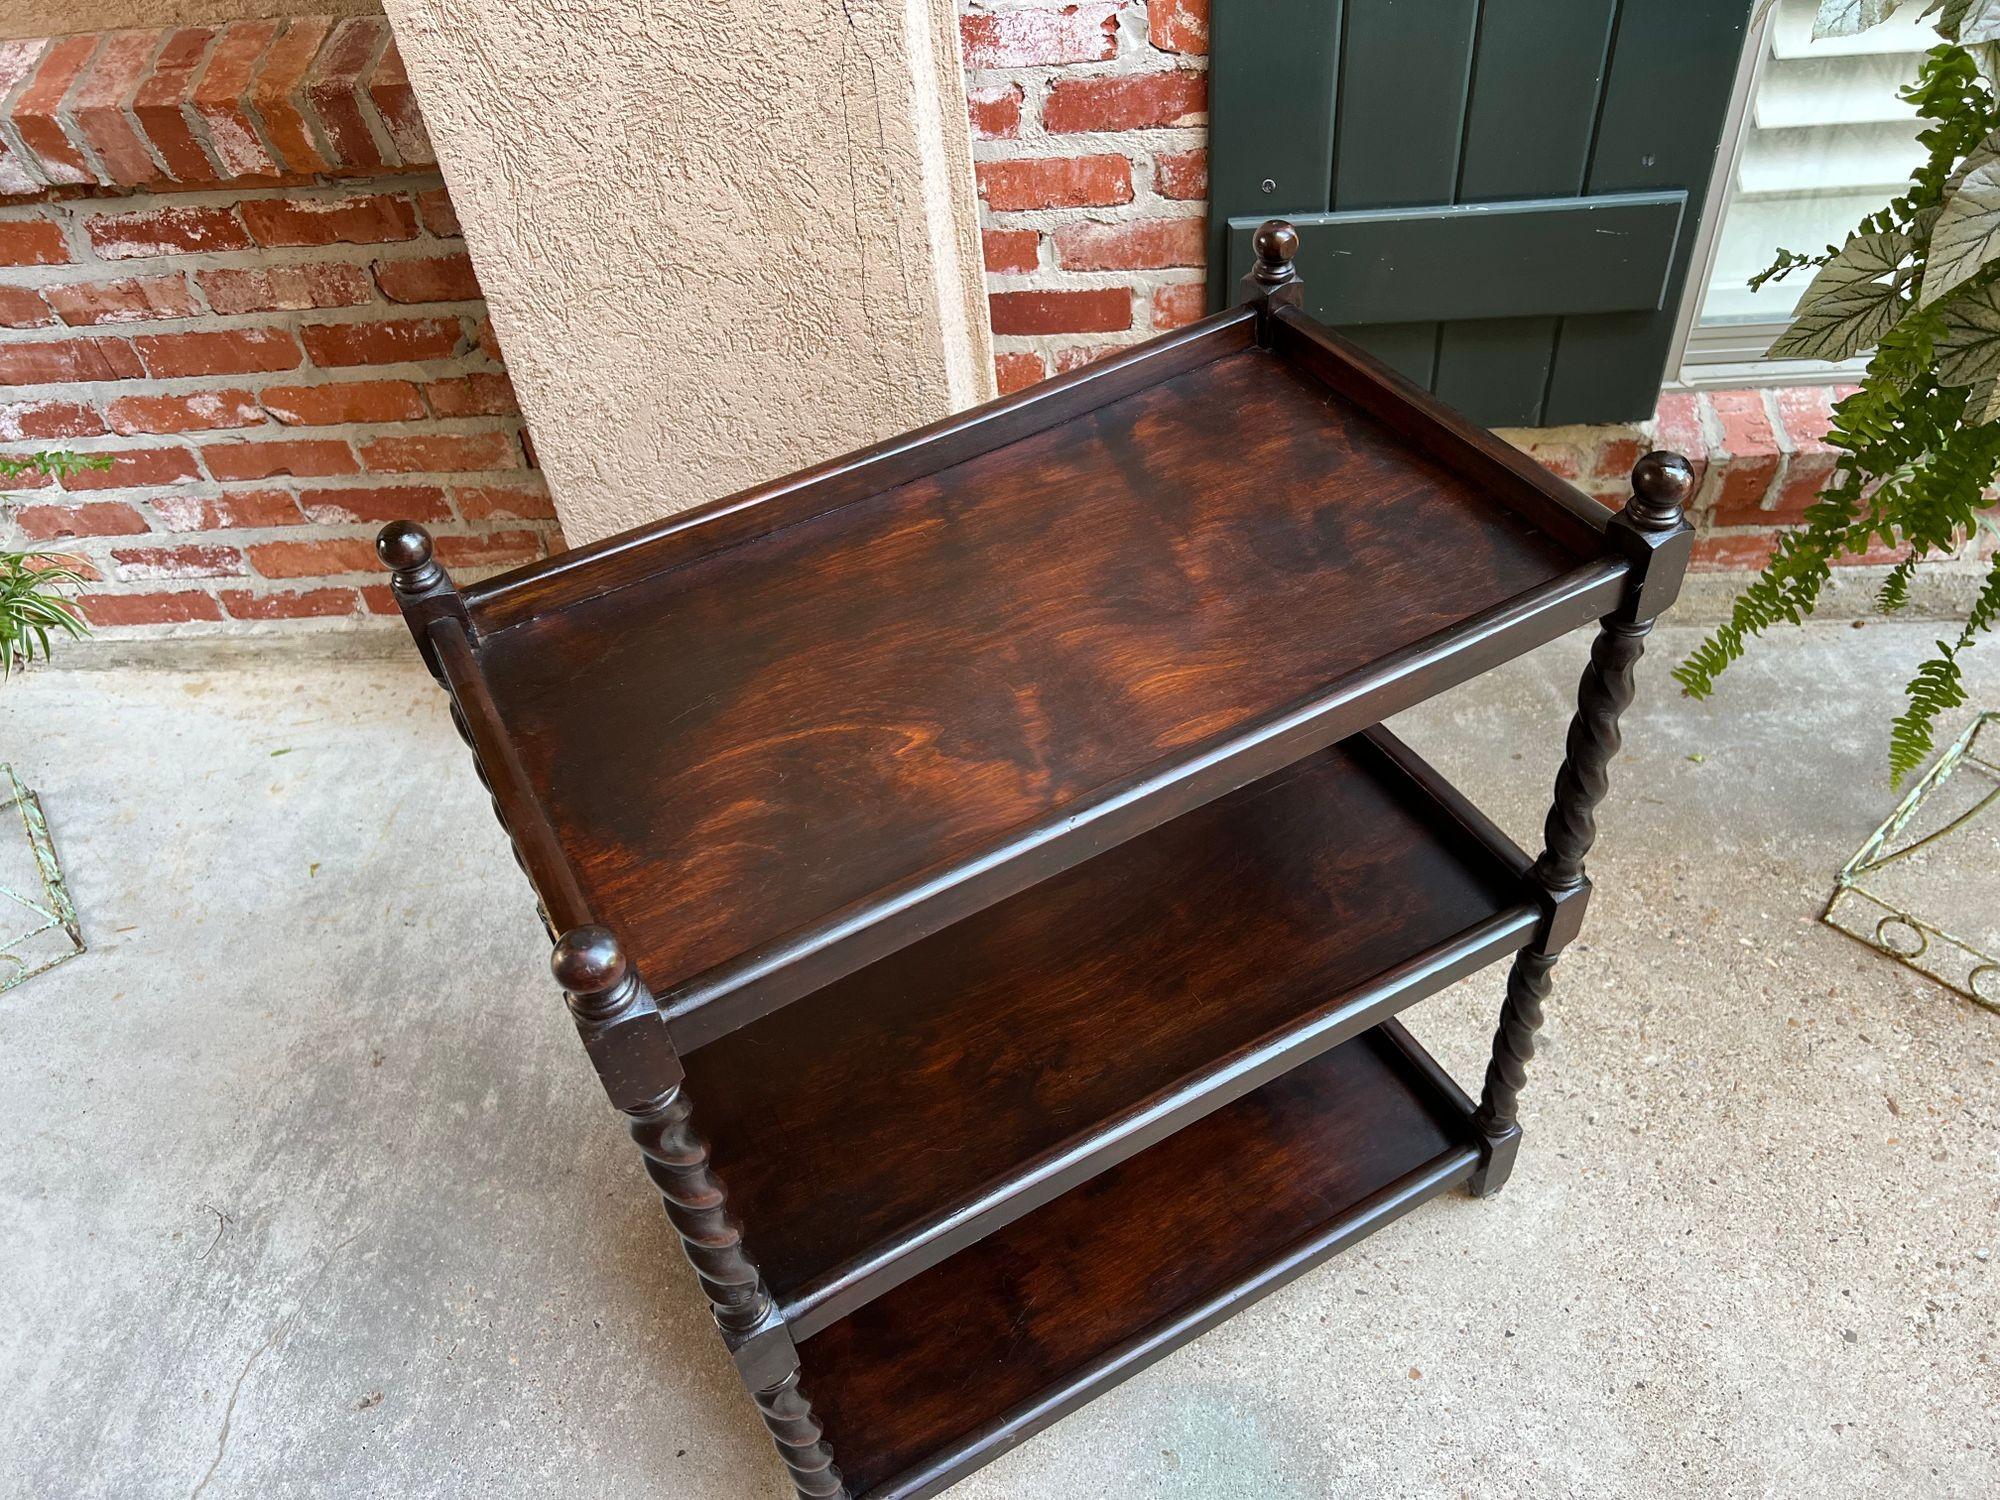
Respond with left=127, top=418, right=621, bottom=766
left=1696, top=0, right=1935, bottom=331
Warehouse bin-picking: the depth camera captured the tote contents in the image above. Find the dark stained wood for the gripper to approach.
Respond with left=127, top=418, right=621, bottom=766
left=375, top=518, right=468, bottom=681
left=468, top=338, right=1607, bottom=1045
left=798, top=1024, right=1479, bottom=1500
left=548, top=932, right=845, bottom=1498
left=428, top=617, right=593, bottom=934
left=1361, top=723, right=1533, bottom=879
left=689, top=734, right=1535, bottom=1334
left=1270, top=304, right=1613, bottom=552
left=374, top=262, right=1695, bottom=1498
left=1238, top=216, right=1303, bottom=318
left=661, top=557, right=1618, bottom=1052
left=1471, top=464, right=1692, bottom=1196
left=463, top=310, right=1261, bottom=631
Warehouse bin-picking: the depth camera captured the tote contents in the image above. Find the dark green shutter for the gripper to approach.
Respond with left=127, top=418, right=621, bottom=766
left=1208, top=0, right=1754, bottom=426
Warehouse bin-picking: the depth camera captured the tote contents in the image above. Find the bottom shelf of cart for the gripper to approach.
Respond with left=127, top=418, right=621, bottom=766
left=796, top=1018, right=1482, bottom=1499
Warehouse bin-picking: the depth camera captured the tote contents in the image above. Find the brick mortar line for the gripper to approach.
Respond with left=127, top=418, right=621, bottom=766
left=0, top=417, right=529, bottom=449
left=978, top=197, right=1205, bottom=228
left=0, top=298, right=492, bottom=338
left=960, top=59, right=1208, bottom=89
left=959, top=0, right=1144, bottom=12
left=6, top=476, right=548, bottom=519
left=72, top=573, right=540, bottom=599
left=9, top=529, right=545, bottom=559
left=0, top=169, right=449, bottom=216
left=39, top=475, right=541, bottom=505
left=74, top=569, right=547, bottom=588
left=13, top=507, right=558, bottom=534
left=8, top=526, right=549, bottom=557
left=30, top=526, right=562, bottom=562
left=0, top=352, right=505, bottom=401
left=991, top=326, right=1175, bottom=348
left=23, top=554, right=556, bottom=588
left=83, top=618, right=401, bottom=634
left=0, top=244, right=480, bottom=292
left=971, top=127, right=1206, bottom=159
left=8, top=469, right=540, bottom=502
left=5, top=471, right=538, bottom=502
left=1, top=362, right=499, bottom=402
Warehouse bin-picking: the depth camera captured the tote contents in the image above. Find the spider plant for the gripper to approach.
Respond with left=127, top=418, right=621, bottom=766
left=0, top=552, right=90, bottom=678
left=1, top=450, right=110, bottom=678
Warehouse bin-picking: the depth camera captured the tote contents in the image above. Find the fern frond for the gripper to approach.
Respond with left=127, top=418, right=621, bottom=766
left=1878, top=554, right=1920, bottom=610
left=1891, top=643, right=1970, bottom=781
left=1887, top=556, right=2000, bottom=782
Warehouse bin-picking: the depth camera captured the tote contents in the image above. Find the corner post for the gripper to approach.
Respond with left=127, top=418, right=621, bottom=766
left=376, top=520, right=470, bottom=682
left=1238, top=218, right=1302, bottom=347
left=551, top=927, right=844, bottom=1499
left=1468, top=452, right=1694, bottom=1196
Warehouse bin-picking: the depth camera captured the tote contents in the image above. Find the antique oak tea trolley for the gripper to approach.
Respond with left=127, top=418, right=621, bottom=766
left=377, top=222, right=1692, bottom=1498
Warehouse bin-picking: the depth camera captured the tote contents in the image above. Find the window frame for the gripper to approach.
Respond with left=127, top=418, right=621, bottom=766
left=1665, top=2, right=1875, bottom=391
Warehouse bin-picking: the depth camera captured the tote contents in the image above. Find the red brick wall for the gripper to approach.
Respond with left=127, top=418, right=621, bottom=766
left=962, top=0, right=1209, bottom=392
left=1495, top=387, right=2000, bottom=578
left=0, top=18, right=554, bottom=634
left=1496, top=391, right=1853, bottom=573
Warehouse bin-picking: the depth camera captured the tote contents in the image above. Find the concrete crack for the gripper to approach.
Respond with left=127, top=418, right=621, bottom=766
left=187, top=1328, right=279, bottom=1500
left=186, top=1230, right=361, bottom=1500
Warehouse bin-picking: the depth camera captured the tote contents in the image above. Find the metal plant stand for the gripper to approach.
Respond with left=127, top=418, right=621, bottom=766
left=0, top=763, right=83, bottom=992
left=1823, top=711, right=1999, bottom=1013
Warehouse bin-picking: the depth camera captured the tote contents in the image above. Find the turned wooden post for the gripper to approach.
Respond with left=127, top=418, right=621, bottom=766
left=1239, top=218, right=1303, bottom=343
left=377, top=518, right=556, bottom=930
left=1469, top=451, right=1693, bottom=1196
left=551, top=926, right=845, bottom=1500
left=376, top=520, right=469, bottom=681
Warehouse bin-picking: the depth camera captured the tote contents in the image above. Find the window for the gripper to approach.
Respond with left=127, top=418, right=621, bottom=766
left=1678, top=0, right=1935, bottom=383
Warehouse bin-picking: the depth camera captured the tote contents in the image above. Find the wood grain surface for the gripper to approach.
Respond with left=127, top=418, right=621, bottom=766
left=688, top=737, right=1521, bottom=1325
left=474, top=345, right=1581, bottom=1011
left=798, top=1025, right=1473, bottom=1497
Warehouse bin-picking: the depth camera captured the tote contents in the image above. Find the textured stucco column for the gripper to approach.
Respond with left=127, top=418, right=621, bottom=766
left=378, top=0, right=994, bottom=544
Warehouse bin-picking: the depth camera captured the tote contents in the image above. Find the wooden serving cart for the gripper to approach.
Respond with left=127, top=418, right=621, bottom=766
left=377, top=221, right=1692, bottom=1499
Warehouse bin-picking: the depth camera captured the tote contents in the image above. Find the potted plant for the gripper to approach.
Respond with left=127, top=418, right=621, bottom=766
left=1678, top=0, right=2000, bottom=781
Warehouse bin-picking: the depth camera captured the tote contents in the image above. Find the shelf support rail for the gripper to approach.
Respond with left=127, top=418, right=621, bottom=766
left=1469, top=453, right=1693, bottom=1195
left=376, top=523, right=847, bottom=1500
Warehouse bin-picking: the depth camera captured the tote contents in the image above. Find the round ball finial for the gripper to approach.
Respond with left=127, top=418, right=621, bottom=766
left=551, top=924, right=628, bottom=996
left=1252, top=219, right=1300, bottom=284
left=1628, top=450, right=1694, bottom=529
left=376, top=519, right=434, bottom=574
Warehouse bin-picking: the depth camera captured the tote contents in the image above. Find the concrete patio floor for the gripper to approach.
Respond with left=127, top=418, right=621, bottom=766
left=1, top=621, right=1996, bottom=1499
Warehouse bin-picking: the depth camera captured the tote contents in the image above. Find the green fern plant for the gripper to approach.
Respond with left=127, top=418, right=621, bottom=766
left=1, top=450, right=112, bottom=678
left=1677, top=1, right=2000, bottom=782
